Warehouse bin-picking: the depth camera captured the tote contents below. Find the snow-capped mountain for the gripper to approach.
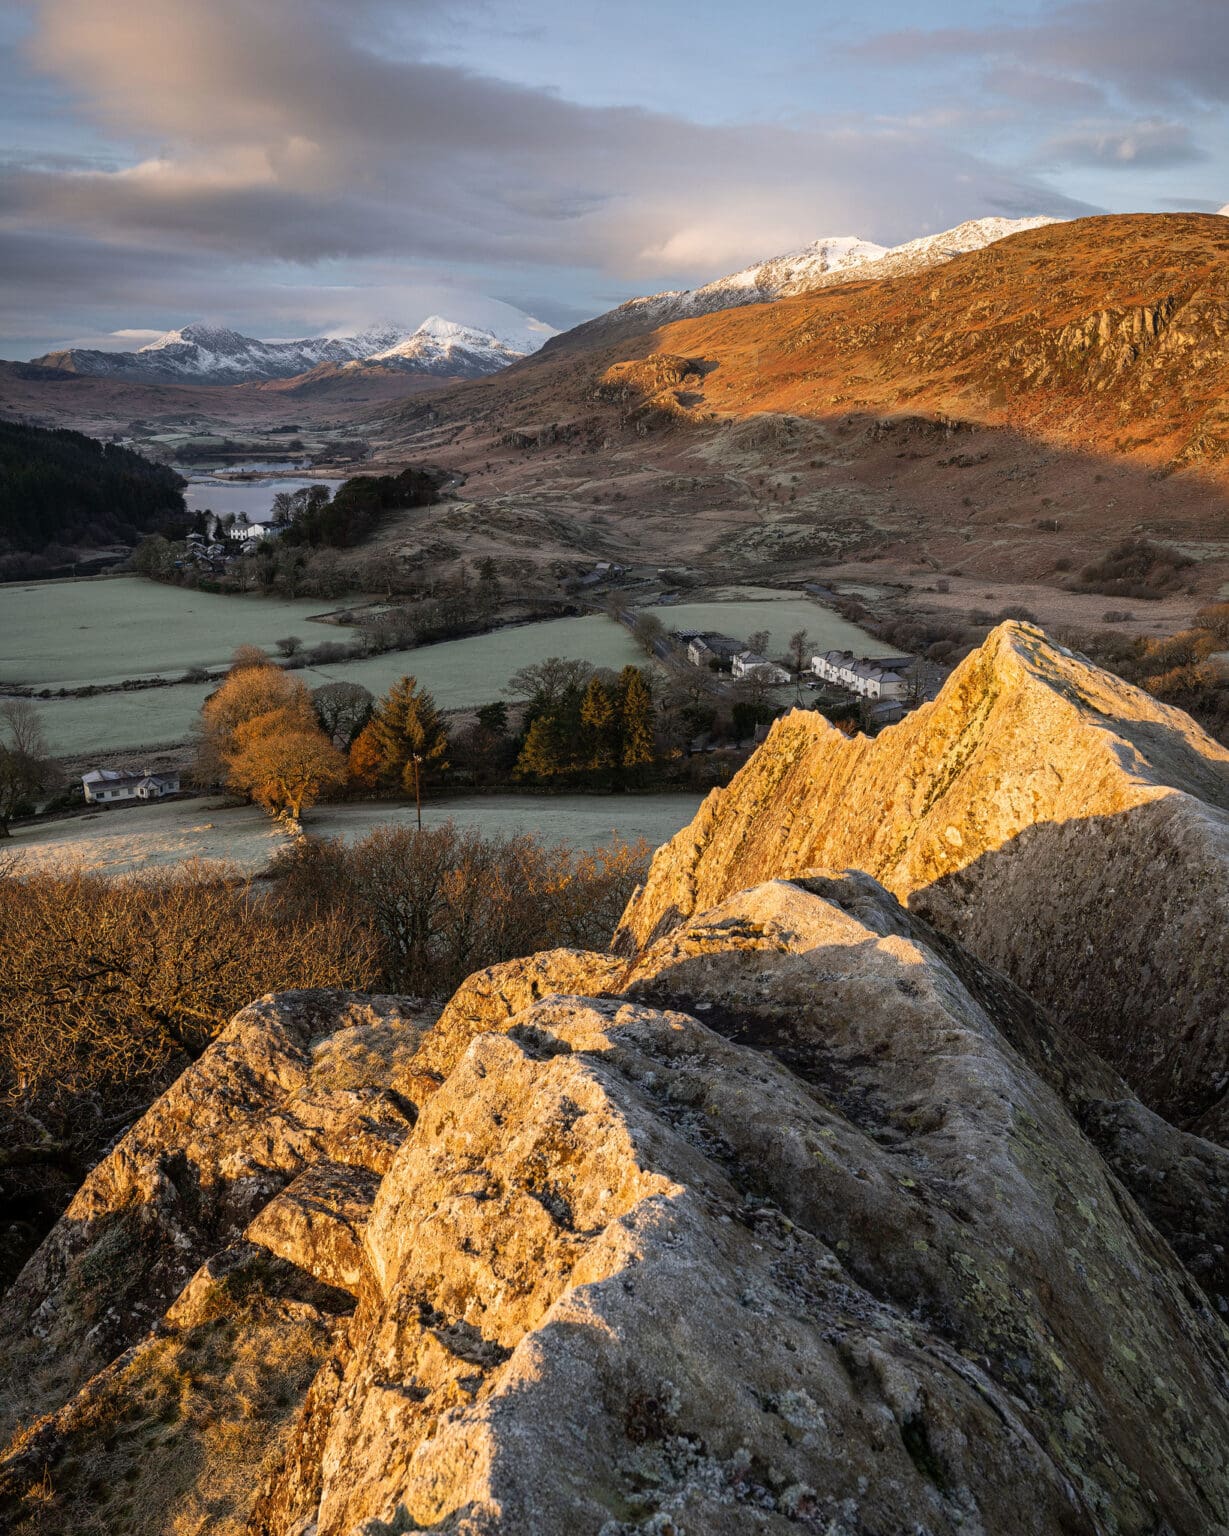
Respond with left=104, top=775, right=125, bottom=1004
left=362, top=315, right=553, bottom=377
left=32, top=311, right=555, bottom=384
left=552, top=216, right=1062, bottom=351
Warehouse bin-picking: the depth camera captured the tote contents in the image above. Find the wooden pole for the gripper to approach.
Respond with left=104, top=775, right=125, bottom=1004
left=413, top=754, right=422, bottom=830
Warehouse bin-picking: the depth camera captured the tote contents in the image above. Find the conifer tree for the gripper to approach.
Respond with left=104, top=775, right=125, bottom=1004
left=353, top=676, right=450, bottom=793
left=618, top=667, right=656, bottom=774
left=580, top=675, right=617, bottom=771
left=515, top=713, right=566, bottom=779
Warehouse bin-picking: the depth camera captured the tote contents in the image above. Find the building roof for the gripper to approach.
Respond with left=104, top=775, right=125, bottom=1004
left=83, top=766, right=179, bottom=790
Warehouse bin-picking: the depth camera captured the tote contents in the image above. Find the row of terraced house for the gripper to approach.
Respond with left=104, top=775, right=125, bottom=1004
left=811, top=650, right=914, bottom=699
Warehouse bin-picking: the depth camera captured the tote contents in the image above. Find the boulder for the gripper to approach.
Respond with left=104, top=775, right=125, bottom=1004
left=616, top=622, right=1229, bottom=1137
left=4, top=879, right=1228, bottom=1534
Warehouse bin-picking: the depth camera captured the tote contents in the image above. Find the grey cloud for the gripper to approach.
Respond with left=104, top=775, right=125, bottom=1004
left=1044, top=120, right=1207, bottom=170
left=979, top=66, right=1107, bottom=112
left=853, top=1, right=1229, bottom=108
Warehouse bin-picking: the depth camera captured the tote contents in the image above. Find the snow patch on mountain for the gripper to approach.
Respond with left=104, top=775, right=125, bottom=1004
left=363, top=315, right=554, bottom=375
left=567, top=216, right=1063, bottom=345
left=34, top=308, right=556, bottom=384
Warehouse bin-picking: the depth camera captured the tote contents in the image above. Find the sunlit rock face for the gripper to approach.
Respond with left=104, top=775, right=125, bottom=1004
left=3, top=875, right=1229, bottom=1534
left=3, top=626, right=1229, bottom=1533
left=617, top=621, right=1229, bottom=1139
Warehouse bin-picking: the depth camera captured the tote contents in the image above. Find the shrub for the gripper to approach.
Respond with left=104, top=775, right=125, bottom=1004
left=1074, top=538, right=1193, bottom=600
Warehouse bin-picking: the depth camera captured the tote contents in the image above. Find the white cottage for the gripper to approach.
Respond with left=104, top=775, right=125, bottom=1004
left=731, top=652, right=791, bottom=684
left=82, top=767, right=182, bottom=804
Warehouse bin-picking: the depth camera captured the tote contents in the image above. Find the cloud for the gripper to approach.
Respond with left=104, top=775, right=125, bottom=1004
left=1044, top=119, right=1207, bottom=169
left=0, top=0, right=1096, bottom=354
left=852, top=0, right=1229, bottom=109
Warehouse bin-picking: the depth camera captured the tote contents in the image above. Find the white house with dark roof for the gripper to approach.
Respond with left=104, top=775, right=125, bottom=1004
left=812, top=650, right=913, bottom=699
left=731, top=651, right=791, bottom=684
left=82, top=767, right=181, bottom=805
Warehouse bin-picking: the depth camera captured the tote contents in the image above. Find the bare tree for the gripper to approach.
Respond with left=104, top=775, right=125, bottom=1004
left=504, top=657, right=593, bottom=707
left=312, top=681, right=374, bottom=745
left=0, top=702, right=60, bottom=837
left=633, top=613, right=667, bottom=657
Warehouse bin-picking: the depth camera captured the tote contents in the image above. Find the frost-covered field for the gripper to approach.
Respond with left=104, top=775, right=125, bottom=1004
left=3, top=576, right=887, bottom=756
left=8, top=798, right=290, bottom=877
left=0, top=576, right=364, bottom=688
left=308, top=792, right=703, bottom=853
left=13, top=613, right=645, bottom=756
left=646, top=594, right=900, bottom=658
left=9, top=792, right=703, bottom=878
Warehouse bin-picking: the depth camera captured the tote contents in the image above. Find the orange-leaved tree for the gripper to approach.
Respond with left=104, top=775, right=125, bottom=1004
left=197, top=652, right=345, bottom=820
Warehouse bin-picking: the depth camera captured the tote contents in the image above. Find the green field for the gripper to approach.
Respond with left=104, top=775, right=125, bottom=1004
left=646, top=594, right=901, bottom=658
left=13, top=613, right=646, bottom=756
left=2, top=576, right=889, bottom=757
left=0, top=576, right=364, bottom=688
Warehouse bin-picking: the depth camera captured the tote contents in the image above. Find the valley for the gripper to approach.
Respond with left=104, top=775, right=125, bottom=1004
left=7, top=10, right=1229, bottom=1528
left=362, top=215, right=1229, bottom=619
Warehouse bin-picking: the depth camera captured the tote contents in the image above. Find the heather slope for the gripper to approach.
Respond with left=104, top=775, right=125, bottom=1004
left=372, top=214, right=1229, bottom=595
left=618, top=621, right=1229, bottom=1136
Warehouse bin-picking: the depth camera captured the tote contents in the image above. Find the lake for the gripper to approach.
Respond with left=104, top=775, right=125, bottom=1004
left=183, top=474, right=338, bottom=520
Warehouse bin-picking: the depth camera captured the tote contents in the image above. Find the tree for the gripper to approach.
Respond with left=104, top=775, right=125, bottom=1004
left=130, top=534, right=175, bottom=579
left=477, top=557, right=502, bottom=617
left=312, top=681, right=374, bottom=746
left=515, top=713, right=568, bottom=780
left=633, top=613, right=666, bottom=656
left=505, top=656, right=593, bottom=708
left=230, top=644, right=273, bottom=672
left=348, top=721, right=385, bottom=788
left=276, top=635, right=303, bottom=657
left=618, top=667, right=656, bottom=773
left=195, top=656, right=313, bottom=785
left=226, top=712, right=347, bottom=821
left=0, top=702, right=60, bottom=836
left=747, top=629, right=771, bottom=658
left=580, top=676, right=617, bottom=770
left=351, top=676, right=450, bottom=800
left=788, top=628, right=812, bottom=678
left=476, top=700, right=509, bottom=736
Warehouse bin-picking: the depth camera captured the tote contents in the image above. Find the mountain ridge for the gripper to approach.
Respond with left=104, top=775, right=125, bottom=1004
left=29, top=310, right=557, bottom=385
left=2, top=624, right=1228, bottom=1532
left=546, top=214, right=1061, bottom=353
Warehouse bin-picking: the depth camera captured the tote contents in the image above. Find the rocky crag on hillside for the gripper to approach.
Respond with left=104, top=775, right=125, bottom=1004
left=621, top=621, right=1229, bottom=1140
left=2, top=625, right=1228, bottom=1535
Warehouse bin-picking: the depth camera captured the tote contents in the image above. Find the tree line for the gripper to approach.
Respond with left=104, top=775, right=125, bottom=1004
left=0, top=421, right=186, bottom=564
left=274, top=465, right=440, bottom=548
left=194, top=647, right=670, bottom=821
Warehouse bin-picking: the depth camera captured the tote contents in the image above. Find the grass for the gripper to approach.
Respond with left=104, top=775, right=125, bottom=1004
left=4, top=579, right=891, bottom=756
left=644, top=595, right=903, bottom=659
left=0, top=576, right=364, bottom=690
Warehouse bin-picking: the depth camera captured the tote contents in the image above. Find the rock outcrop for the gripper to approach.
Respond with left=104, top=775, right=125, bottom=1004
left=4, top=872, right=1229, bottom=1534
left=618, top=621, right=1229, bottom=1140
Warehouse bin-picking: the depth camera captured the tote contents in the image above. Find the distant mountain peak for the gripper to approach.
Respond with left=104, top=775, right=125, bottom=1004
left=30, top=306, right=556, bottom=385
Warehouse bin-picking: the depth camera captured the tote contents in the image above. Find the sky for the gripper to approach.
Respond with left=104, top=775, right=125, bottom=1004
left=1, top=0, right=1227, bottom=357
